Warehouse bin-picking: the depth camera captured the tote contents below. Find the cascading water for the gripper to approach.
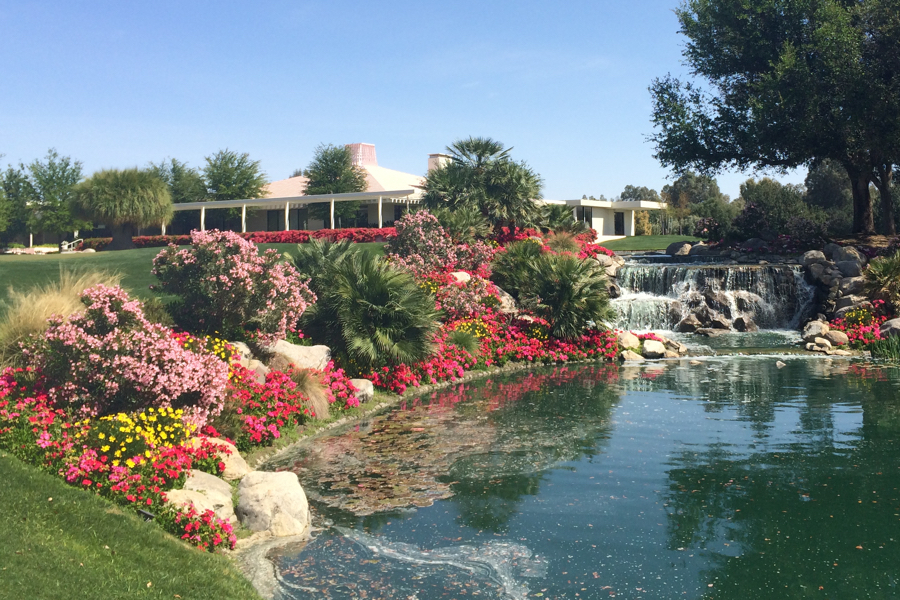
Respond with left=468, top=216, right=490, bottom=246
left=612, top=262, right=815, bottom=330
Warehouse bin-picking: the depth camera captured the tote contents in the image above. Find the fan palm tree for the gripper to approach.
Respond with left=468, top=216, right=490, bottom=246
left=541, top=203, right=589, bottom=234
left=300, top=251, right=440, bottom=374
left=431, top=206, right=493, bottom=243
left=289, top=237, right=356, bottom=290
left=71, top=168, right=172, bottom=250
left=519, top=253, right=615, bottom=340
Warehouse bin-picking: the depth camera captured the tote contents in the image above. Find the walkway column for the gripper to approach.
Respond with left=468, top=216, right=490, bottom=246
left=241, top=205, right=246, bottom=233
left=330, top=199, right=335, bottom=229
left=378, top=196, right=383, bottom=229
left=29, top=233, right=33, bottom=248
left=284, top=202, right=290, bottom=231
left=161, top=223, right=166, bottom=236
left=200, top=206, right=206, bottom=231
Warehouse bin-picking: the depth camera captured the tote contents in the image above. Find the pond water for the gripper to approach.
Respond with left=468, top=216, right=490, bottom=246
left=266, top=357, right=900, bottom=599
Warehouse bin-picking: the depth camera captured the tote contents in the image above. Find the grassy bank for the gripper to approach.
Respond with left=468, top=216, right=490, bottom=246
left=0, top=242, right=386, bottom=316
left=0, top=453, right=261, bottom=600
left=602, top=234, right=701, bottom=251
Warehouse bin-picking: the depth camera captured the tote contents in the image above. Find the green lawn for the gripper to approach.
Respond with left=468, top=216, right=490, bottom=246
left=0, top=242, right=386, bottom=313
left=0, top=453, right=261, bottom=600
left=601, top=234, right=701, bottom=251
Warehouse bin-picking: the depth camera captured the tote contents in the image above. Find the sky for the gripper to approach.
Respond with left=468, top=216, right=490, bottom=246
left=0, top=1, right=806, bottom=201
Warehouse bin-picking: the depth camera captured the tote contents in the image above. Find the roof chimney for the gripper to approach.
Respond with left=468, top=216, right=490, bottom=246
left=428, top=153, right=453, bottom=172
left=347, top=143, right=378, bottom=167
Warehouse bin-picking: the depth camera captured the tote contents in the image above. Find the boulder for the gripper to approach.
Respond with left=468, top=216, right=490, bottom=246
left=824, top=330, right=849, bottom=346
left=663, top=350, right=680, bottom=359
left=709, top=315, right=732, bottom=330
left=801, top=250, right=827, bottom=267
left=660, top=336, right=688, bottom=355
left=835, top=261, right=863, bottom=278
left=689, top=243, right=712, bottom=256
left=833, top=246, right=867, bottom=266
left=835, top=301, right=873, bottom=320
left=607, top=281, right=621, bottom=299
left=231, top=341, right=253, bottom=368
left=807, top=262, right=827, bottom=285
left=268, top=340, right=330, bottom=371
left=641, top=339, right=667, bottom=359
left=839, top=277, right=866, bottom=296
left=703, top=291, right=733, bottom=319
left=823, top=243, right=842, bottom=260
left=617, top=331, right=640, bottom=350
left=248, top=359, right=270, bottom=384
left=236, top=471, right=311, bottom=538
left=695, top=328, right=726, bottom=337
left=829, top=349, right=853, bottom=356
left=450, top=271, right=471, bottom=284
left=813, top=337, right=833, bottom=350
left=733, top=316, right=758, bottom=332
left=776, top=361, right=787, bottom=369
left=495, top=286, right=518, bottom=315
left=666, top=241, right=693, bottom=256
left=676, top=314, right=702, bottom=333
left=595, top=254, right=616, bottom=268
left=349, top=378, right=374, bottom=404
left=802, top=320, right=830, bottom=341
left=740, top=238, right=768, bottom=251
left=619, top=349, right=645, bottom=362
left=188, top=437, right=251, bottom=481
left=835, top=295, right=867, bottom=311
left=168, top=469, right=236, bottom=523
left=880, top=318, right=900, bottom=338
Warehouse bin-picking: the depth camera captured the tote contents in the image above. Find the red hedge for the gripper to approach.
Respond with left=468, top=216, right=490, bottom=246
left=77, top=228, right=397, bottom=251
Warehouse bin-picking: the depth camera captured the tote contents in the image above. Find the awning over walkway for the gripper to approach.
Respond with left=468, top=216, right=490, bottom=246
left=169, top=189, right=418, bottom=233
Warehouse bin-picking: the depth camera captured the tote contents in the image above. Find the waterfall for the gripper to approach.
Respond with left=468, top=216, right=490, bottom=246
left=612, top=263, right=815, bottom=330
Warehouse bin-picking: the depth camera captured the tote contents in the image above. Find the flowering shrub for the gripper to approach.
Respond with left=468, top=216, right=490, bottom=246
left=454, top=240, right=498, bottom=278
left=164, top=504, right=236, bottom=552
left=22, top=285, right=229, bottom=424
left=78, top=228, right=397, bottom=251
left=76, top=407, right=195, bottom=468
left=387, top=211, right=458, bottom=276
left=578, top=243, right=615, bottom=260
left=491, top=226, right=543, bottom=245
left=172, top=331, right=239, bottom=365
left=434, top=275, right=501, bottom=321
left=322, top=361, right=359, bottom=409
left=830, top=302, right=888, bottom=347
left=152, top=229, right=315, bottom=345
left=369, top=329, right=478, bottom=394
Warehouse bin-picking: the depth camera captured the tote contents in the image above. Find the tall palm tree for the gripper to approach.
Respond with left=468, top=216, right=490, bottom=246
left=446, top=137, right=512, bottom=172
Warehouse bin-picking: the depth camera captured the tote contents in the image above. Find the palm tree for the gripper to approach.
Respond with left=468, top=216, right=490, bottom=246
left=541, top=203, right=589, bottom=234
left=431, top=206, right=493, bottom=243
left=447, top=137, right=512, bottom=172
left=290, top=237, right=356, bottom=288
left=71, top=168, right=172, bottom=250
left=519, top=253, right=614, bottom=340
left=299, top=251, right=441, bottom=374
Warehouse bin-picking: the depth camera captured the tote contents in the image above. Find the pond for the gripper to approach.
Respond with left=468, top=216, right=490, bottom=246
left=265, top=357, right=900, bottom=599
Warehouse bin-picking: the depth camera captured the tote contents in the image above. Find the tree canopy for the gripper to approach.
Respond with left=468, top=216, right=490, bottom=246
left=149, top=158, right=207, bottom=204
left=23, top=149, right=90, bottom=240
left=72, top=168, right=172, bottom=250
left=650, top=0, right=900, bottom=234
left=202, top=149, right=267, bottom=202
left=302, top=144, right=368, bottom=225
left=422, top=136, right=543, bottom=228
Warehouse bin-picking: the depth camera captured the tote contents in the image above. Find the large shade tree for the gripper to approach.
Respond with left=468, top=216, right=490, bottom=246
left=301, top=144, right=368, bottom=225
left=422, top=136, right=543, bottom=227
left=71, top=168, right=172, bottom=250
left=23, top=149, right=90, bottom=244
left=650, top=0, right=900, bottom=235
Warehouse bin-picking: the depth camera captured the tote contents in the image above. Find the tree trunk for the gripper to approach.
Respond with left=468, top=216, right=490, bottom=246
left=848, top=167, right=875, bottom=235
left=874, top=164, right=896, bottom=236
left=108, top=223, right=136, bottom=251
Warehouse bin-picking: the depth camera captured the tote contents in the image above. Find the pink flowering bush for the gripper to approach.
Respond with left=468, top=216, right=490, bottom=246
left=322, top=361, right=359, bottom=409
left=21, top=285, right=229, bottom=424
left=164, top=504, right=237, bottom=552
left=387, top=211, right=457, bottom=272
left=434, top=275, right=501, bottom=321
left=151, top=229, right=315, bottom=345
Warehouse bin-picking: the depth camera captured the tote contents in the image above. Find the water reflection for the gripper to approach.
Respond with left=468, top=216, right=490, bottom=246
left=266, top=358, right=900, bottom=599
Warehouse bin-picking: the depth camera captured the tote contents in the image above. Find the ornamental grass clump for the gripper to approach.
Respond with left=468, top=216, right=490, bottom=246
left=21, top=284, right=229, bottom=424
left=151, top=229, right=315, bottom=345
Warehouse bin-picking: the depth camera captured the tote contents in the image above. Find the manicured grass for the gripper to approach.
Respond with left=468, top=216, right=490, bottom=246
left=0, top=453, right=261, bottom=600
left=0, top=242, right=386, bottom=316
left=601, top=234, right=702, bottom=251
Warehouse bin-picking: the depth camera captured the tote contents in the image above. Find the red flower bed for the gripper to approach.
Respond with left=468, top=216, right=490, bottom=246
left=77, top=228, right=397, bottom=251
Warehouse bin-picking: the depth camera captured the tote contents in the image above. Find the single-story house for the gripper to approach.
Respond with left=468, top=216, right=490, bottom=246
left=542, top=198, right=667, bottom=242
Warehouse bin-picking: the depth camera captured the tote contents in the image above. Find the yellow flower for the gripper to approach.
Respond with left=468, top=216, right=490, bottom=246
left=98, top=433, right=105, bottom=440
left=112, top=460, right=120, bottom=466
left=126, top=459, right=135, bottom=468
left=101, top=445, right=110, bottom=452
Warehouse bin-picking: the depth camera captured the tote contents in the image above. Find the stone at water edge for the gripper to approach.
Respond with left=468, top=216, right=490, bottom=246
left=829, top=349, right=853, bottom=356
left=267, top=340, right=331, bottom=371
left=813, top=337, right=833, bottom=350
left=663, top=350, right=680, bottom=359
left=660, top=336, right=688, bottom=355
left=676, top=314, right=702, bottom=333
left=824, top=330, right=850, bottom=346
left=167, top=469, right=236, bottom=523
left=641, top=339, right=667, bottom=359
left=695, top=328, right=726, bottom=337
left=776, top=361, right=787, bottom=369
left=802, top=320, right=830, bottom=342
left=619, top=350, right=645, bottom=362
left=607, top=281, right=622, bottom=299
left=188, top=437, right=251, bottom=481
left=880, top=318, right=900, bottom=338
left=689, top=360, right=702, bottom=365
left=807, top=262, right=827, bottom=285
left=666, top=241, right=692, bottom=256
left=617, top=331, right=640, bottom=350
left=450, top=271, right=471, bottom=284
left=236, top=471, right=311, bottom=538
left=349, top=378, right=374, bottom=404
left=733, top=316, right=758, bottom=332
left=709, top=315, right=732, bottom=330
left=689, top=243, right=711, bottom=256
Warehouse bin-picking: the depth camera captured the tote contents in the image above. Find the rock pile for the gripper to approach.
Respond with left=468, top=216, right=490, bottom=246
left=801, top=244, right=869, bottom=320
left=616, top=330, right=688, bottom=362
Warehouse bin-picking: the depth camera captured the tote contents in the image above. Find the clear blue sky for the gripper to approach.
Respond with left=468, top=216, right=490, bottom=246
left=0, top=1, right=804, bottom=201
